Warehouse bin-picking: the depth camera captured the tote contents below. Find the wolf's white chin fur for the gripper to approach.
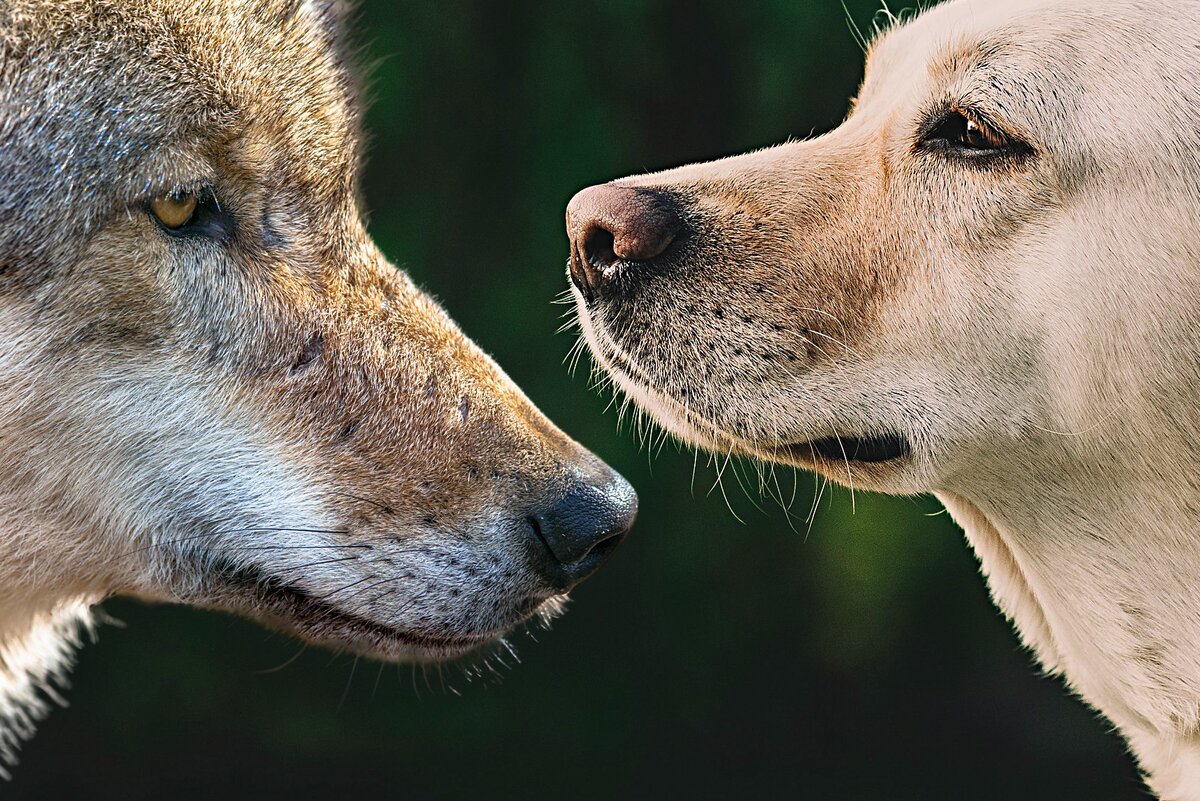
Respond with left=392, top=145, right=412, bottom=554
left=0, top=600, right=94, bottom=779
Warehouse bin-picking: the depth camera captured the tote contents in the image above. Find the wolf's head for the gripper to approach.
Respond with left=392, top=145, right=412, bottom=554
left=0, top=0, right=636, bottom=705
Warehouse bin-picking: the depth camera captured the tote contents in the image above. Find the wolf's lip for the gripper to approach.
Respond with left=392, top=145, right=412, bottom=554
left=209, top=561, right=502, bottom=658
left=783, top=434, right=911, bottom=464
left=252, top=578, right=494, bottom=656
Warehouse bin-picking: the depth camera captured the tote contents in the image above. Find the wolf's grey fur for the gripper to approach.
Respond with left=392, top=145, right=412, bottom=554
left=0, top=0, right=630, bottom=775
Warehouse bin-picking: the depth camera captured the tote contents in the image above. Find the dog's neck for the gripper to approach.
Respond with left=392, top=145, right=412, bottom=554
left=940, top=425, right=1200, bottom=796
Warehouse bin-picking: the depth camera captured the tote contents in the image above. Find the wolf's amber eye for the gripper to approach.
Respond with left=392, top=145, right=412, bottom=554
left=144, top=187, right=233, bottom=241
left=149, top=193, right=199, bottom=229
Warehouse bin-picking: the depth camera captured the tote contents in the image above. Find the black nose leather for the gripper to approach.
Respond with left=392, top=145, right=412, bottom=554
left=565, top=184, right=683, bottom=301
left=527, top=471, right=637, bottom=590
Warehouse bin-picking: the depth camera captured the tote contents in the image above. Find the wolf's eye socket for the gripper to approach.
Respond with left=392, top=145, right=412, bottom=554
left=149, top=193, right=199, bottom=229
left=145, top=188, right=233, bottom=241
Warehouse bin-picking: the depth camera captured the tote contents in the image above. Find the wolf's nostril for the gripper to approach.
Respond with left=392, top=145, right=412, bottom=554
left=566, top=184, right=684, bottom=301
left=527, top=514, right=549, bottom=550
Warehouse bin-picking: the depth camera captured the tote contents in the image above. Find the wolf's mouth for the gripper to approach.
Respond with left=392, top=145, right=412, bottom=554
left=209, top=561, right=545, bottom=661
left=251, top=575, right=494, bottom=657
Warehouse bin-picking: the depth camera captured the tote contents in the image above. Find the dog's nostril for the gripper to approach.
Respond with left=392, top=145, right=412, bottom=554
left=580, top=224, right=618, bottom=274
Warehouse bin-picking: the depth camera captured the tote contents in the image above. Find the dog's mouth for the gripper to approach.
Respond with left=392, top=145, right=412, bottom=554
left=208, top=562, right=555, bottom=662
left=784, top=433, right=912, bottom=465
left=580, top=319, right=914, bottom=470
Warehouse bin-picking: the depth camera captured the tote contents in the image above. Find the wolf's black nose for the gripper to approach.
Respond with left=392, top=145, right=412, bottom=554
left=527, top=470, right=637, bottom=590
left=566, top=184, right=683, bottom=301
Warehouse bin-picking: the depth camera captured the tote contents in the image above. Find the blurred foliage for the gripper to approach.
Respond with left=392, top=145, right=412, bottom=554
left=11, top=2, right=1144, bottom=799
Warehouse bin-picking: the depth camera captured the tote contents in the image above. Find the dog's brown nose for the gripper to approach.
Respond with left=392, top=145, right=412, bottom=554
left=565, top=184, right=683, bottom=300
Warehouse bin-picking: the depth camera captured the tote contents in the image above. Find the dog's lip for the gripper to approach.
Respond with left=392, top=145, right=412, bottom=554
left=778, top=433, right=912, bottom=465
left=581, top=323, right=914, bottom=468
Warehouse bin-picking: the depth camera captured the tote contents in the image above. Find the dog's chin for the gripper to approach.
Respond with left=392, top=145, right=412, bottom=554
left=202, top=566, right=567, bottom=663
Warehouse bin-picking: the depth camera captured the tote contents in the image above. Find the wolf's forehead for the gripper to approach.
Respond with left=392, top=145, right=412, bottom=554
left=0, top=0, right=362, bottom=271
left=179, top=0, right=362, bottom=190
left=71, top=0, right=360, bottom=187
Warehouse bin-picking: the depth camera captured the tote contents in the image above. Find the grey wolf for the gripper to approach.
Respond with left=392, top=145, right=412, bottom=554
left=565, top=0, right=1200, bottom=796
left=0, top=0, right=636, bottom=775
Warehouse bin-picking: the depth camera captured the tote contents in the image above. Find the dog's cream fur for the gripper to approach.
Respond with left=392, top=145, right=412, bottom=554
left=0, top=0, right=634, bottom=775
left=569, top=1, right=1200, bottom=797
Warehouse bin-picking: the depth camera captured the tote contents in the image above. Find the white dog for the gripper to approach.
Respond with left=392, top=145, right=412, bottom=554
left=565, top=1, right=1200, bottom=797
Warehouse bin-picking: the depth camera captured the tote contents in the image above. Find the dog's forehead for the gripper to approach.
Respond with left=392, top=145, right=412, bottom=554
left=862, top=0, right=1155, bottom=107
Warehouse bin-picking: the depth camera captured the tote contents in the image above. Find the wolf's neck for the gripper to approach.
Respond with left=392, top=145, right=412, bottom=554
left=0, top=599, right=93, bottom=778
left=0, top=503, right=121, bottom=775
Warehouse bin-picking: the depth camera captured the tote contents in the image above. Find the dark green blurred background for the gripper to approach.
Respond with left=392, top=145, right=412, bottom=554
left=10, top=2, right=1146, bottom=799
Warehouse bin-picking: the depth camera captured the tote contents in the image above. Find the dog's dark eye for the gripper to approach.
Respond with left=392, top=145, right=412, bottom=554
left=146, top=188, right=233, bottom=241
left=920, top=109, right=1029, bottom=161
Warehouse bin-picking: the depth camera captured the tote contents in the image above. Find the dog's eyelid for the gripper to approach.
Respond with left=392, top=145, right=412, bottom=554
left=915, top=103, right=1033, bottom=163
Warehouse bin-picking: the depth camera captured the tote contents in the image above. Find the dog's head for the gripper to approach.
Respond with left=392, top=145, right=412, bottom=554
left=566, top=0, right=1200, bottom=496
left=0, top=0, right=635, bottom=662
